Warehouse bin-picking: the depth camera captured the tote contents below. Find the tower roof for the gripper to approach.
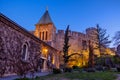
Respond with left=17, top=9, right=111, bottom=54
left=37, top=10, right=53, bottom=25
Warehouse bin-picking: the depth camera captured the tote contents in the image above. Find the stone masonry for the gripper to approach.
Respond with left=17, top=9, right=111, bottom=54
left=0, top=13, right=59, bottom=75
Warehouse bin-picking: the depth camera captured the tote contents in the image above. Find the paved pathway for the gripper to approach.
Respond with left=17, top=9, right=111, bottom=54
left=116, top=74, right=120, bottom=80
left=0, top=72, right=50, bottom=80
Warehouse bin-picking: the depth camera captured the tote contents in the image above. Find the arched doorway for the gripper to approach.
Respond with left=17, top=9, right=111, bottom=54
left=40, top=57, right=47, bottom=72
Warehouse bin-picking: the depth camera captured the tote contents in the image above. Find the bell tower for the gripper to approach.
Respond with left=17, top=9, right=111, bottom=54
left=34, top=9, right=56, bottom=47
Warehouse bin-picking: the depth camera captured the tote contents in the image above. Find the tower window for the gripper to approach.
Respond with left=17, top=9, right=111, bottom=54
left=42, top=32, right=44, bottom=40
left=46, top=31, right=48, bottom=40
left=39, top=32, right=41, bottom=40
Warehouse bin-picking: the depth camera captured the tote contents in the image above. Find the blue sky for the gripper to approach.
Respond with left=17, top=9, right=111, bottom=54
left=0, top=0, right=120, bottom=46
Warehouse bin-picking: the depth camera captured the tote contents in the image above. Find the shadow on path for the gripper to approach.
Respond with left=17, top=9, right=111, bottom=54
left=0, top=72, right=50, bottom=80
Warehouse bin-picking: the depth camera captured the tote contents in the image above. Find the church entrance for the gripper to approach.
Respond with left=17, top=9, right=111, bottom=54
left=40, top=57, right=48, bottom=72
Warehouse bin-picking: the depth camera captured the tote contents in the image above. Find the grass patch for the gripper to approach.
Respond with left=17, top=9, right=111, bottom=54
left=65, top=72, right=116, bottom=80
left=36, top=71, right=119, bottom=80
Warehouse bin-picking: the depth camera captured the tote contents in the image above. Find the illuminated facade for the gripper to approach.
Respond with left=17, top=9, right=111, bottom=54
left=34, top=9, right=115, bottom=67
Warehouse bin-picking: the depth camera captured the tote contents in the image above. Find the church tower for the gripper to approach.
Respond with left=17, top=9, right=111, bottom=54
left=34, top=9, right=56, bottom=47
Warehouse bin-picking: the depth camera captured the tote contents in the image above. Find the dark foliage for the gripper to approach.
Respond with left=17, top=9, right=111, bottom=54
left=72, top=65, right=80, bottom=69
left=86, top=68, right=96, bottom=72
left=62, top=25, right=81, bottom=69
left=113, top=31, right=120, bottom=46
left=96, top=24, right=111, bottom=48
left=14, top=78, right=30, bottom=80
left=95, top=66, right=104, bottom=71
left=117, top=67, right=120, bottom=72
left=96, top=24, right=111, bottom=55
left=63, top=25, right=70, bottom=64
left=64, top=67, right=72, bottom=72
left=112, top=55, right=120, bottom=64
left=88, top=41, right=95, bottom=68
left=53, top=68, right=61, bottom=74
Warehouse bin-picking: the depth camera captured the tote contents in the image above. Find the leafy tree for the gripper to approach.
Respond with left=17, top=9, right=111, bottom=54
left=96, top=24, right=111, bottom=55
left=88, top=24, right=111, bottom=67
left=113, top=31, right=120, bottom=46
left=112, top=55, right=120, bottom=65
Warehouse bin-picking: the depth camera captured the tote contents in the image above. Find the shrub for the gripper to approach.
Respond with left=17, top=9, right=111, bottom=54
left=14, top=78, right=30, bottom=80
left=117, top=67, right=120, bottom=72
left=95, top=66, right=104, bottom=71
left=72, top=65, right=80, bottom=69
left=85, top=68, right=96, bottom=72
left=64, top=67, right=72, bottom=72
left=53, top=68, right=61, bottom=74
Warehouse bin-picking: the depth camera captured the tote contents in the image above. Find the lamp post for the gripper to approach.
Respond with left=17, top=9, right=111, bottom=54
left=44, top=48, right=48, bottom=58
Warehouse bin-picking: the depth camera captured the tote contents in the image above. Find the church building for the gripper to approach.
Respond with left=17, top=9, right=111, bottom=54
left=0, top=12, right=60, bottom=76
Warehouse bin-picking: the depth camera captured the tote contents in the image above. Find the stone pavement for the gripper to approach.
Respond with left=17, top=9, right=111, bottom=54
left=0, top=72, right=50, bottom=80
left=116, top=74, right=120, bottom=80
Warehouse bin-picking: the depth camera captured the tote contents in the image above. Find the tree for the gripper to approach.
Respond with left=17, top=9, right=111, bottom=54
left=113, top=31, right=120, bottom=46
left=88, top=41, right=95, bottom=68
left=63, top=25, right=70, bottom=66
left=96, top=24, right=111, bottom=55
left=62, top=25, right=80, bottom=69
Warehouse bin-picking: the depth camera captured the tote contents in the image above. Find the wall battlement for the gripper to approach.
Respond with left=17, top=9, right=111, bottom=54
left=57, top=28, right=95, bottom=39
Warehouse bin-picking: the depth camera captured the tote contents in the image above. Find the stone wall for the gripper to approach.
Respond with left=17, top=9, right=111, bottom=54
left=56, top=30, right=91, bottom=53
left=0, top=14, right=43, bottom=74
left=0, top=14, right=59, bottom=75
left=55, top=29, right=97, bottom=67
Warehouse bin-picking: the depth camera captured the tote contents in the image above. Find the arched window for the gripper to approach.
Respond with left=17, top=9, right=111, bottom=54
left=39, top=32, right=41, bottom=40
left=46, top=31, right=48, bottom=40
left=22, top=43, right=28, bottom=61
left=42, top=32, right=44, bottom=40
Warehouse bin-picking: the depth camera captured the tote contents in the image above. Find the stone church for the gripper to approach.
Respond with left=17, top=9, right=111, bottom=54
left=0, top=13, right=60, bottom=75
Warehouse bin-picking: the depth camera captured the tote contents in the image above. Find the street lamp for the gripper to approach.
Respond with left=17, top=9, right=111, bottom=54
left=43, top=48, right=48, bottom=58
